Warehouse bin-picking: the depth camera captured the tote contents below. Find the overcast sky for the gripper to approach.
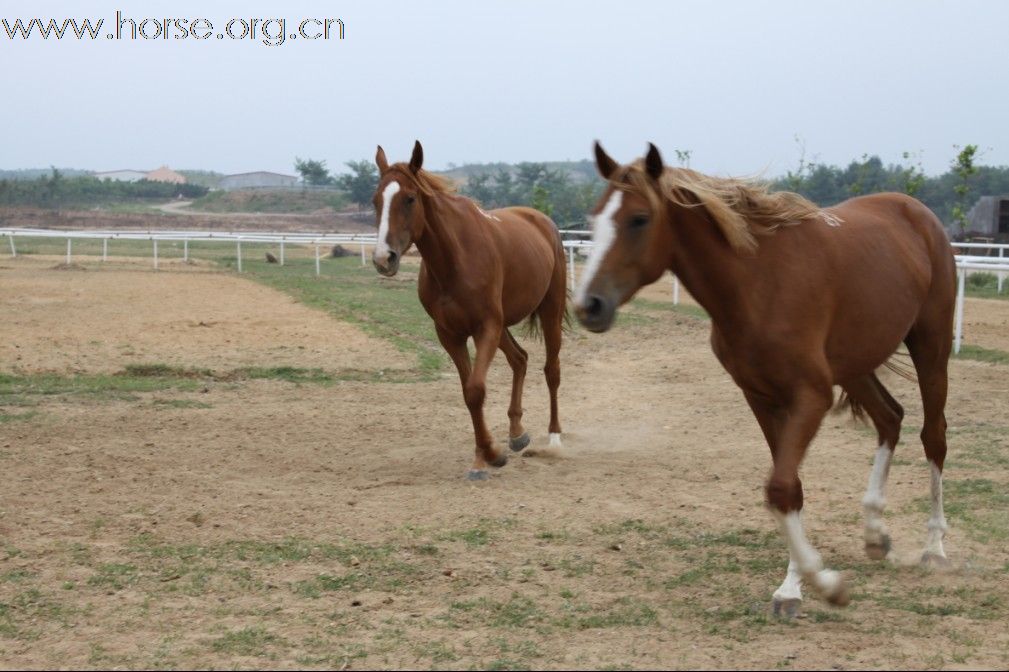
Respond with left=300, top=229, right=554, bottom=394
left=3, top=0, right=1007, bottom=177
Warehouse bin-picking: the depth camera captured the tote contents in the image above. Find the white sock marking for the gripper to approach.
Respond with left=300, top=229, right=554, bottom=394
left=375, top=181, right=401, bottom=260
left=549, top=432, right=562, bottom=448
left=772, top=556, right=803, bottom=603
left=772, top=510, right=842, bottom=599
left=575, top=190, right=622, bottom=305
left=925, top=460, right=947, bottom=558
left=862, top=443, right=892, bottom=546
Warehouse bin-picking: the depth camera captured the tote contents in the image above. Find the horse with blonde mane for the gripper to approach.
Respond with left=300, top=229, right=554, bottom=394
left=372, top=142, right=567, bottom=480
left=575, top=142, right=955, bottom=616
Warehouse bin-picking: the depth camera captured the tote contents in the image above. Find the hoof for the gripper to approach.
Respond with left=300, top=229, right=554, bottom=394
left=921, top=551, right=950, bottom=568
left=508, top=432, right=531, bottom=452
left=825, top=583, right=850, bottom=608
left=772, top=597, right=801, bottom=619
left=865, top=534, right=892, bottom=561
left=466, top=469, right=489, bottom=481
left=489, top=451, right=509, bottom=468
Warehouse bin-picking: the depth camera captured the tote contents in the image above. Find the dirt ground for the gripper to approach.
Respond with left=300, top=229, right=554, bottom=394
left=0, top=257, right=412, bottom=374
left=1, top=256, right=1008, bottom=670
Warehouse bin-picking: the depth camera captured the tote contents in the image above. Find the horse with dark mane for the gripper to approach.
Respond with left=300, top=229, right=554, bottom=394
left=372, top=142, right=567, bottom=480
left=575, top=142, right=954, bottom=615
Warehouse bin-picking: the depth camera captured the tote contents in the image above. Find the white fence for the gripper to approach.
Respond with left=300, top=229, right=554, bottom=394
left=4, top=228, right=1008, bottom=355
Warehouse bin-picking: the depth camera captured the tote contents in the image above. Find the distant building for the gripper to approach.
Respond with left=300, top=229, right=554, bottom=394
left=966, top=196, right=1009, bottom=237
left=93, top=169, right=147, bottom=182
left=145, top=166, right=187, bottom=184
left=219, top=171, right=300, bottom=191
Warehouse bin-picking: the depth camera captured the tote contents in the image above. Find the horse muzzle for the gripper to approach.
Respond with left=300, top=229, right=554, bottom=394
left=574, top=293, right=616, bottom=333
left=372, top=249, right=400, bottom=277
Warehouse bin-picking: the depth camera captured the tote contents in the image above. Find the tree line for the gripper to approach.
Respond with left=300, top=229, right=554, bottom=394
left=300, top=144, right=1007, bottom=232
left=0, top=169, right=208, bottom=209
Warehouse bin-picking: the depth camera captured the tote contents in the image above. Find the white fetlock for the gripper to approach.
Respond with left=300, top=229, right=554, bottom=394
left=549, top=432, right=563, bottom=448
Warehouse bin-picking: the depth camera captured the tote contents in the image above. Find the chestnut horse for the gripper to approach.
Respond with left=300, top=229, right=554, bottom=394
left=575, top=142, right=954, bottom=615
left=372, top=142, right=567, bottom=480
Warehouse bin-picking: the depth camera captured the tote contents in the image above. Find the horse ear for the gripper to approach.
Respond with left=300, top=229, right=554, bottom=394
left=645, top=143, right=664, bottom=181
left=409, top=140, right=424, bottom=174
left=375, top=145, right=389, bottom=174
left=594, top=141, right=618, bottom=180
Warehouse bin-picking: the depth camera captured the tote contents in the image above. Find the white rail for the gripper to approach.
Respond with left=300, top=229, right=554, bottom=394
left=4, top=228, right=1008, bottom=355
left=1, top=227, right=378, bottom=275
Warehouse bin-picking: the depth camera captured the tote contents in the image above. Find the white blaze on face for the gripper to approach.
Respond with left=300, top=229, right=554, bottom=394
left=375, top=180, right=401, bottom=259
left=575, top=190, right=623, bottom=305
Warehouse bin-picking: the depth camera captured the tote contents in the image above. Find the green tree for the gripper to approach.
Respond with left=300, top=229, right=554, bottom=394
left=335, top=159, right=379, bottom=207
left=899, top=151, right=925, bottom=197
left=530, top=184, right=554, bottom=217
left=294, top=157, right=333, bottom=186
left=950, top=144, right=979, bottom=233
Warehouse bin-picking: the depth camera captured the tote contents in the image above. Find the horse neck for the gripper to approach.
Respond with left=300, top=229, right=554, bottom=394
left=413, top=191, right=466, bottom=289
left=668, top=207, right=754, bottom=331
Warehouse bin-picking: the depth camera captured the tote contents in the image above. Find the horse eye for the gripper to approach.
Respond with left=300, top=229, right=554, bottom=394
left=629, top=214, right=649, bottom=228
left=405, top=195, right=416, bottom=206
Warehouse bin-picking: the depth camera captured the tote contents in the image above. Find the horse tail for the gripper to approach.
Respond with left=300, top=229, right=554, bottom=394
left=523, top=311, right=543, bottom=341
left=882, top=350, right=918, bottom=383
left=833, top=389, right=867, bottom=422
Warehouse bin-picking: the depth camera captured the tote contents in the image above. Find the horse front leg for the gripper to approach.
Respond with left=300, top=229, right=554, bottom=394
left=462, top=324, right=506, bottom=480
left=766, top=386, right=850, bottom=610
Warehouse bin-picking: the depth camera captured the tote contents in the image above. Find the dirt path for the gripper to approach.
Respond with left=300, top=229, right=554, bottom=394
left=1, top=260, right=1007, bottom=669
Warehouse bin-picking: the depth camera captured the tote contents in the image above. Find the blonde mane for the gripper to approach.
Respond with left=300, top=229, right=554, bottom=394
left=389, top=164, right=457, bottom=197
left=618, top=162, right=828, bottom=253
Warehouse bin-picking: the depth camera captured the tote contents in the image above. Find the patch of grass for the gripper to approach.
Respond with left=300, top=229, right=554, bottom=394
left=441, top=527, right=492, bottom=547
left=964, top=271, right=1009, bottom=301
left=947, top=422, right=1009, bottom=468
left=632, top=297, right=709, bottom=320
left=0, top=370, right=201, bottom=402
left=924, top=478, right=1009, bottom=543
left=151, top=398, right=213, bottom=410
left=244, top=257, right=446, bottom=378
left=123, top=363, right=212, bottom=378
left=0, top=410, right=39, bottom=423
left=954, top=344, right=1009, bottom=365
left=210, top=626, right=285, bottom=656
left=293, top=573, right=361, bottom=598
left=87, top=563, right=139, bottom=590
left=560, top=597, right=659, bottom=630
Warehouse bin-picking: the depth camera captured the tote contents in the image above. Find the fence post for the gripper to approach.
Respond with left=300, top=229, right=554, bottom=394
left=315, top=245, right=321, bottom=276
left=236, top=240, right=242, bottom=272
left=153, top=239, right=159, bottom=270
left=996, top=246, right=1004, bottom=292
left=66, top=238, right=71, bottom=264
left=954, top=265, right=966, bottom=355
left=184, top=239, right=189, bottom=262
left=568, top=246, right=575, bottom=288
left=8, top=234, right=15, bottom=258
left=280, top=240, right=285, bottom=266
left=360, top=242, right=366, bottom=266
left=102, top=238, right=107, bottom=262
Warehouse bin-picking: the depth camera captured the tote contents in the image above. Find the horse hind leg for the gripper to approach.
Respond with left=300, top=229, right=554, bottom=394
left=498, top=329, right=531, bottom=452
left=905, top=320, right=952, bottom=566
left=538, top=287, right=564, bottom=449
left=840, top=374, right=904, bottom=560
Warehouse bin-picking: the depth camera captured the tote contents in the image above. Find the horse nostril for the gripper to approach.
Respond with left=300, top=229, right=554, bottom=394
left=585, top=295, right=604, bottom=317
left=388, top=251, right=398, bottom=264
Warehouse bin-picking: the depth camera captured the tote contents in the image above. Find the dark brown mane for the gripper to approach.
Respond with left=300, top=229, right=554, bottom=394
left=616, top=162, right=834, bottom=253
left=388, top=164, right=457, bottom=197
